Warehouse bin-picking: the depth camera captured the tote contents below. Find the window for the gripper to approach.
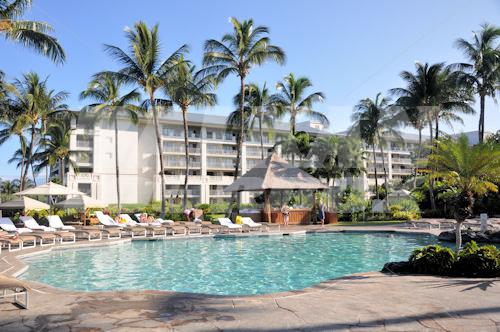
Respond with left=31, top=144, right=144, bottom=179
left=78, top=183, right=92, bottom=196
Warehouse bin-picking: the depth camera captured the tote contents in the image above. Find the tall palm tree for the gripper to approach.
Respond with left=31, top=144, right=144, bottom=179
left=203, top=17, right=285, bottom=208
left=455, top=23, right=500, bottom=143
left=429, top=135, right=500, bottom=254
left=234, top=83, right=276, bottom=160
left=100, top=21, right=187, bottom=217
left=165, top=60, right=217, bottom=210
left=0, top=0, right=65, bottom=63
left=35, top=118, right=76, bottom=184
left=391, top=62, right=474, bottom=202
left=80, top=73, right=141, bottom=210
left=272, top=73, right=327, bottom=165
left=0, top=107, right=27, bottom=188
left=8, top=72, right=69, bottom=187
left=351, top=93, right=398, bottom=204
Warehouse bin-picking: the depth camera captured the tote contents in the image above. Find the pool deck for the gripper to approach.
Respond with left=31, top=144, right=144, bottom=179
left=1, top=224, right=499, bottom=331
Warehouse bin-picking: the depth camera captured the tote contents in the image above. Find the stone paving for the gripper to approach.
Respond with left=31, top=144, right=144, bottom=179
left=1, top=224, right=499, bottom=331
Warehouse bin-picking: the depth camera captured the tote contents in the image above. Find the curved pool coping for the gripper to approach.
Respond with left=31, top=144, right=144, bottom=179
left=1, top=227, right=442, bottom=299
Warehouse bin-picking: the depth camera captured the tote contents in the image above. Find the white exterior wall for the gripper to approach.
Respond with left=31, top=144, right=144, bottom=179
left=64, top=113, right=423, bottom=206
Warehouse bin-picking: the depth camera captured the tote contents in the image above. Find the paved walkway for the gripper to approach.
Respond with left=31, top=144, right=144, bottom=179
left=1, top=225, right=499, bottom=331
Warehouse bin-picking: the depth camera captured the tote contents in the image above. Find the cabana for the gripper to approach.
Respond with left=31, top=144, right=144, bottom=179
left=224, top=153, right=328, bottom=224
left=0, top=197, right=50, bottom=212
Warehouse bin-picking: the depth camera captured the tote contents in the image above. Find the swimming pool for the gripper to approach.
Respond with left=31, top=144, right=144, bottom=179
left=19, top=232, right=438, bottom=295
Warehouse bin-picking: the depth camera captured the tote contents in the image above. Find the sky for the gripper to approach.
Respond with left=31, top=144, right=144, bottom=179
left=1, top=0, right=499, bottom=180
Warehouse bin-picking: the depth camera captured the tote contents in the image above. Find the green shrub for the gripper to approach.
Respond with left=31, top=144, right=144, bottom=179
left=456, top=241, right=500, bottom=277
left=196, top=203, right=212, bottom=215
left=390, top=199, right=420, bottom=220
left=338, top=190, right=369, bottom=222
left=409, top=245, right=456, bottom=275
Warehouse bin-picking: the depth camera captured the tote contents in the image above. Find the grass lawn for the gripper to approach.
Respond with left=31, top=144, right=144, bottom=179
left=331, top=220, right=406, bottom=227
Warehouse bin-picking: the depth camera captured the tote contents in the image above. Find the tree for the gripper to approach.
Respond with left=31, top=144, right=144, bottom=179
left=0, top=108, right=27, bottom=188
left=0, top=0, right=65, bottom=63
left=234, top=83, right=276, bottom=160
left=203, top=17, right=285, bottom=209
left=271, top=73, right=327, bottom=165
left=7, top=72, right=69, bottom=187
left=80, top=73, right=141, bottom=210
left=455, top=23, right=500, bottom=143
left=391, top=62, right=475, bottom=207
left=165, top=60, right=217, bottom=210
left=429, top=135, right=500, bottom=254
left=100, top=21, right=187, bottom=217
left=34, top=117, right=76, bottom=184
left=351, top=93, right=398, bottom=204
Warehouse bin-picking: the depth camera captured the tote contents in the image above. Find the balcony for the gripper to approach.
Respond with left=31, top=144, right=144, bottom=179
left=391, top=158, right=412, bottom=164
left=207, top=162, right=235, bottom=169
left=392, top=168, right=412, bottom=174
left=207, top=148, right=236, bottom=156
left=165, top=189, right=201, bottom=196
left=164, top=146, right=201, bottom=154
left=164, top=160, right=201, bottom=168
left=209, top=190, right=230, bottom=196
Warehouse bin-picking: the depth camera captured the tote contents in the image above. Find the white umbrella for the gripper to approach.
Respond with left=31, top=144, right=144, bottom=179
left=0, top=197, right=50, bottom=211
left=54, top=195, right=107, bottom=209
left=15, top=182, right=84, bottom=196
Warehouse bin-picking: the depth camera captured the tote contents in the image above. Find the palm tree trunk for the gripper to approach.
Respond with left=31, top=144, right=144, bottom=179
left=23, top=125, right=36, bottom=190
left=479, top=93, right=485, bottom=144
left=259, top=113, right=264, bottom=160
left=413, top=128, right=423, bottom=189
left=372, top=144, right=379, bottom=199
left=377, top=133, right=389, bottom=210
left=290, top=114, right=296, bottom=166
left=434, top=117, right=439, bottom=141
left=331, top=178, right=335, bottom=210
left=150, top=94, right=166, bottom=218
left=427, top=120, right=437, bottom=210
left=455, top=221, right=463, bottom=256
left=114, top=115, right=121, bottom=211
left=31, top=163, right=37, bottom=185
left=19, top=145, right=26, bottom=191
left=181, top=105, right=190, bottom=210
left=232, top=76, right=246, bottom=212
left=59, top=159, right=64, bottom=184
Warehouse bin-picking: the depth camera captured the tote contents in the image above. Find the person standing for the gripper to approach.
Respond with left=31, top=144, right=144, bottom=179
left=318, top=202, right=326, bottom=228
left=281, top=204, right=290, bottom=227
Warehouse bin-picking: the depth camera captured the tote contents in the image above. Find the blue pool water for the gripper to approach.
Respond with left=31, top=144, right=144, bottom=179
left=20, top=232, right=438, bottom=295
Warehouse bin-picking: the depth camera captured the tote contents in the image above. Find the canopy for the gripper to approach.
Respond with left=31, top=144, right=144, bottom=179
left=224, top=153, right=328, bottom=192
left=0, top=197, right=50, bottom=211
left=15, top=182, right=84, bottom=196
left=54, top=195, right=107, bottom=209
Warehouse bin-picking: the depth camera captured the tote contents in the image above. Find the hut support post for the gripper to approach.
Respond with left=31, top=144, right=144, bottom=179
left=311, top=190, right=316, bottom=224
left=264, top=189, right=272, bottom=223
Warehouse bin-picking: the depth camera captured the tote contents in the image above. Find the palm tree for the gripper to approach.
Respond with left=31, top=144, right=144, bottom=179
left=351, top=93, right=398, bottom=203
left=391, top=62, right=475, bottom=202
left=234, top=83, right=276, bottom=160
left=272, top=73, right=327, bottom=165
left=35, top=118, right=76, bottom=184
left=429, top=135, right=500, bottom=254
left=203, top=17, right=285, bottom=208
left=1, top=179, right=18, bottom=194
left=0, top=0, right=65, bottom=63
left=164, top=60, right=217, bottom=210
left=80, top=73, right=141, bottom=210
left=8, top=72, right=69, bottom=187
left=100, top=21, right=187, bottom=217
left=455, top=23, right=500, bottom=143
left=0, top=108, right=27, bottom=188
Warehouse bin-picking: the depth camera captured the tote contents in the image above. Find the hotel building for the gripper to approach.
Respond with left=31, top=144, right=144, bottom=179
left=56, top=111, right=425, bottom=205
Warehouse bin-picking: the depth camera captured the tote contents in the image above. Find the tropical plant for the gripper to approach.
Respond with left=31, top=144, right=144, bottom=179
left=351, top=93, right=399, bottom=204
left=271, top=73, right=326, bottom=165
left=234, top=83, right=276, bottom=159
left=34, top=117, right=76, bottom=184
left=165, top=59, right=217, bottom=210
left=428, top=135, right=500, bottom=254
left=409, top=245, right=456, bottom=275
left=203, top=17, right=285, bottom=209
left=80, top=73, right=141, bottom=210
left=100, top=21, right=188, bottom=217
left=0, top=106, right=28, bottom=187
left=456, top=241, right=500, bottom=277
left=454, top=23, right=500, bottom=143
left=391, top=62, right=474, bottom=205
left=0, top=0, right=65, bottom=63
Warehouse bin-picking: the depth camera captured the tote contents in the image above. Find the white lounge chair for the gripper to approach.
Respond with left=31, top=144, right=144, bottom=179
left=218, top=218, right=243, bottom=233
left=48, top=215, right=102, bottom=241
left=20, top=217, right=76, bottom=244
left=241, top=217, right=267, bottom=231
left=134, top=213, right=173, bottom=225
left=95, top=211, right=145, bottom=238
left=0, top=275, right=29, bottom=309
left=119, top=214, right=167, bottom=237
left=0, top=218, right=40, bottom=248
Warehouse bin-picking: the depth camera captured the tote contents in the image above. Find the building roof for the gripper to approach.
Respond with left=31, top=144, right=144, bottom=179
left=224, top=153, right=328, bottom=192
left=450, top=131, right=493, bottom=145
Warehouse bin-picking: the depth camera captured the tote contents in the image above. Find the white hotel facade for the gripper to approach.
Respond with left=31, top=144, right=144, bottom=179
left=57, top=111, right=423, bottom=205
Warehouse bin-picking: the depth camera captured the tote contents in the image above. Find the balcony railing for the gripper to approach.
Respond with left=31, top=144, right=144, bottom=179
left=164, top=146, right=201, bottom=154
left=165, top=189, right=201, bottom=196
left=207, top=148, right=236, bottom=155
left=391, top=158, right=412, bottom=164
left=207, top=162, right=235, bottom=169
left=210, top=190, right=230, bottom=196
left=165, top=161, right=201, bottom=168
